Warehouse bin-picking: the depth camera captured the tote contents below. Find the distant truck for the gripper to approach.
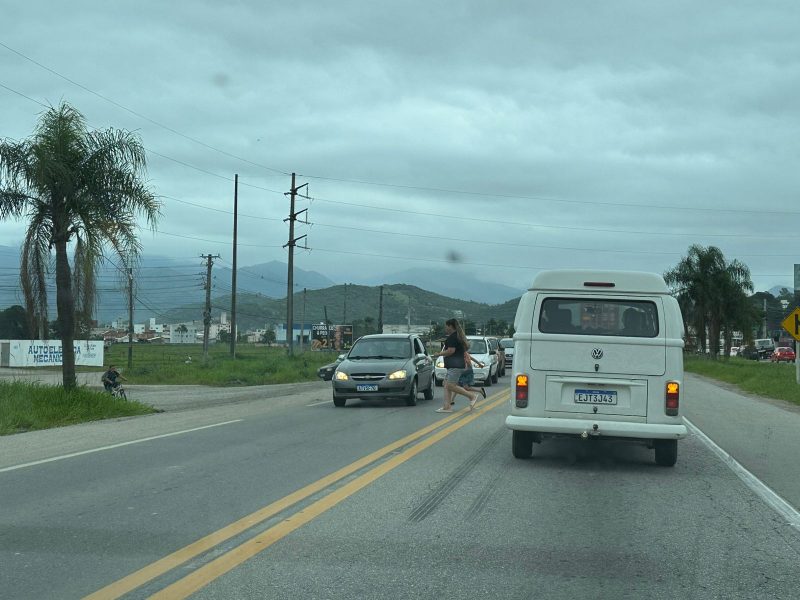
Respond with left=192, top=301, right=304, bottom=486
left=754, top=338, right=776, bottom=360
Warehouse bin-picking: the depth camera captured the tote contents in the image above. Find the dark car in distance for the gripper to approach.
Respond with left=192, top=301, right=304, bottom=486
left=317, top=354, right=346, bottom=381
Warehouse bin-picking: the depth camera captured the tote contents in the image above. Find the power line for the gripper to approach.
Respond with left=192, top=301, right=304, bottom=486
left=157, top=230, right=283, bottom=248
left=307, top=196, right=800, bottom=240
left=162, top=195, right=283, bottom=221
left=0, top=40, right=290, bottom=177
left=299, top=172, right=800, bottom=217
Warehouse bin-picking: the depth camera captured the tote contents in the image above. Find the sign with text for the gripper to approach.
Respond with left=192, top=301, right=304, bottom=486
left=310, top=324, right=353, bottom=351
left=7, top=340, right=105, bottom=367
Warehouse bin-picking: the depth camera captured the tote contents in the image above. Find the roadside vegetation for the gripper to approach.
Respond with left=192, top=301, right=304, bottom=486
left=0, top=381, right=156, bottom=436
left=665, top=245, right=755, bottom=358
left=684, top=354, right=800, bottom=406
left=103, top=343, right=336, bottom=386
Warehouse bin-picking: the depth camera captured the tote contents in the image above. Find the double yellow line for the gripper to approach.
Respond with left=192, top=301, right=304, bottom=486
left=85, top=392, right=507, bottom=600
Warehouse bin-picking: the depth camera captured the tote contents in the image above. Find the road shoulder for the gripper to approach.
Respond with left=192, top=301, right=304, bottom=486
left=684, top=372, right=800, bottom=512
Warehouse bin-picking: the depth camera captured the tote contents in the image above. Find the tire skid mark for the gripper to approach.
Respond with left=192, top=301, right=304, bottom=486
left=466, top=460, right=509, bottom=520
left=408, top=427, right=505, bottom=523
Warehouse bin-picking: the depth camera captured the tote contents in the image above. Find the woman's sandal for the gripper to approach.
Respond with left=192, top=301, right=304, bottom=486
left=480, top=388, right=486, bottom=399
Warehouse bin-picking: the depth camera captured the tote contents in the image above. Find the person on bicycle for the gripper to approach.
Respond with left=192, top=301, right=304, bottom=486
left=101, top=365, right=127, bottom=393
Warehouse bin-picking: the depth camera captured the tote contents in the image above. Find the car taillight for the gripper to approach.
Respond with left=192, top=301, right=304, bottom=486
left=515, top=374, right=529, bottom=408
left=665, top=381, right=679, bottom=416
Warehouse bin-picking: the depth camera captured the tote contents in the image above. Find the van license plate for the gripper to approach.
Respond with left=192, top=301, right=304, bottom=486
left=574, top=389, right=617, bottom=405
left=356, top=384, right=379, bottom=392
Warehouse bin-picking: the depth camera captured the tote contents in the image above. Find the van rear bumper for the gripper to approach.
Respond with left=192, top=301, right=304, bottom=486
left=505, top=415, right=687, bottom=439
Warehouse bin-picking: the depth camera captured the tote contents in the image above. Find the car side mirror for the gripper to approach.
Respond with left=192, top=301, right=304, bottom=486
left=489, top=350, right=496, bottom=355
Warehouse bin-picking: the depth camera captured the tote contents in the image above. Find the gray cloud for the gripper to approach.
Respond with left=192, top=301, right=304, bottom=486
left=2, top=0, right=800, bottom=298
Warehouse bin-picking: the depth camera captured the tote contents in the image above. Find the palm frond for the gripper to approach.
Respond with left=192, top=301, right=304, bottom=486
left=20, top=215, right=52, bottom=337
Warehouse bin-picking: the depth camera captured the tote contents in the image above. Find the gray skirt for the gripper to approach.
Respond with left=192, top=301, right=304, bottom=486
left=445, top=368, right=465, bottom=383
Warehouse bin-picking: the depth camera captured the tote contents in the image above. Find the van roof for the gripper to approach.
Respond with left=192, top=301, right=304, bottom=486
left=530, top=270, right=668, bottom=294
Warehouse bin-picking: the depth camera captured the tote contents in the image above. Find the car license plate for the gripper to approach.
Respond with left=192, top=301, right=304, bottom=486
left=356, top=384, right=379, bottom=392
left=574, top=389, right=617, bottom=405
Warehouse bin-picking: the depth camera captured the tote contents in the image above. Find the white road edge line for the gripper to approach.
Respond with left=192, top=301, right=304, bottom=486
left=306, top=400, right=332, bottom=407
left=685, top=417, right=800, bottom=531
left=0, top=420, right=243, bottom=474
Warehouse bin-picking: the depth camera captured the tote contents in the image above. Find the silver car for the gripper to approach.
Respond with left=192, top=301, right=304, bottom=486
left=332, top=334, right=434, bottom=407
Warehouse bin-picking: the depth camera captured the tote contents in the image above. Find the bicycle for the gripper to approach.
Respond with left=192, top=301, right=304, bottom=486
left=109, top=384, right=127, bottom=401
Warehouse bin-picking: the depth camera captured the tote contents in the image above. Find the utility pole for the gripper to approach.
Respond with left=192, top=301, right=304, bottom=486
left=763, top=297, right=768, bottom=339
left=300, top=287, right=307, bottom=352
left=230, top=173, right=238, bottom=358
left=343, top=283, right=348, bottom=325
left=127, top=267, right=133, bottom=370
left=378, top=285, right=384, bottom=334
left=284, top=173, right=309, bottom=355
left=201, top=254, right=220, bottom=363
left=407, top=295, right=411, bottom=333
left=324, top=305, right=331, bottom=349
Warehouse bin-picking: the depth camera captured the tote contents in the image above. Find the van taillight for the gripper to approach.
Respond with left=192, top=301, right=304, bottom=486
left=665, top=382, right=679, bottom=416
left=516, top=374, right=529, bottom=408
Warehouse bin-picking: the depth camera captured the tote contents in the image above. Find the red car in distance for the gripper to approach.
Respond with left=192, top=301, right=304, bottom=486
left=770, top=347, right=796, bottom=363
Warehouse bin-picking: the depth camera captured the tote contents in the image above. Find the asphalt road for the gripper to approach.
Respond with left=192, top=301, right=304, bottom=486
left=1, top=373, right=799, bottom=599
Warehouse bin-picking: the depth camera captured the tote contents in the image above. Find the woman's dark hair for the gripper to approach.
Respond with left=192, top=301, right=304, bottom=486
left=445, top=318, right=469, bottom=350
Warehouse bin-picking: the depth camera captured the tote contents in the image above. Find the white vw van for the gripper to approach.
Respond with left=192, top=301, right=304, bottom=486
left=505, top=270, right=687, bottom=466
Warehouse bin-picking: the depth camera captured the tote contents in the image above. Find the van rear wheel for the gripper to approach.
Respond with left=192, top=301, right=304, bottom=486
left=654, top=439, right=678, bottom=467
left=512, top=430, right=533, bottom=459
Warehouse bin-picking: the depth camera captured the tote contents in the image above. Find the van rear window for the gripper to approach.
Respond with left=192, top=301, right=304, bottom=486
left=538, top=298, right=659, bottom=338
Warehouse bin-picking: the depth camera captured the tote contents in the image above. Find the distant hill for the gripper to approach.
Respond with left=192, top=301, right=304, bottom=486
left=768, top=285, right=792, bottom=298
left=162, top=283, right=521, bottom=331
left=0, top=251, right=336, bottom=324
left=357, top=267, right=524, bottom=304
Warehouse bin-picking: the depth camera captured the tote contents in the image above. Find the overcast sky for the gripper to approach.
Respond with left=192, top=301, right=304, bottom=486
left=2, top=0, right=800, bottom=296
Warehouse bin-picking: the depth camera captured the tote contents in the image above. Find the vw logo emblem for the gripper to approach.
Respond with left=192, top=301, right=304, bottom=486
left=591, top=348, right=604, bottom=359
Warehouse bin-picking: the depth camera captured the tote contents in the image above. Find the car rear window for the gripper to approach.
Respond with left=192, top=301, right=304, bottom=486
left=348, top=338, right=412, bottom=359
left=468, top=340, right=488, bottom=354
left=538, top=298, right=659, bottom=338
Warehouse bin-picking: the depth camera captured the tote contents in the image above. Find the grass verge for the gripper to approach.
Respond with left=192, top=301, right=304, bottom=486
left=102, top=344, right=335, bottom=386
left=684, top=354, right=800, bottom=406
left=0, top=381, right=157, bottom=436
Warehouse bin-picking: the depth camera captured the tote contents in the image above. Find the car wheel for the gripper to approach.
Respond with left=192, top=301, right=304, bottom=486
left=423, top=377, right=434, bottom=400
left=485, top=372, right=492, bottom=387
left=405, top=378, right=418, bottom=406
left=434, top=377, right=443, bottom=387
left=654, top=439, right=678, bottom=467
left=512, top=430, right=533, bottom=459
left=333, top=393, right=346, bottom=407
left=491, top=368, right=498, bottom=384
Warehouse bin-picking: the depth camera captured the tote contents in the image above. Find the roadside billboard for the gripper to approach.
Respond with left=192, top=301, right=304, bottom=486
left=5, top=340, right=104, bottom=367
left=310, top=324, right=353, bottom=351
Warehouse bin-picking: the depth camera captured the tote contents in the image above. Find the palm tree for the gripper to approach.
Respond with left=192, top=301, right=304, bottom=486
left=664, top=245, right=753, bottom=358
left=0, top=102, right=159, bottom=389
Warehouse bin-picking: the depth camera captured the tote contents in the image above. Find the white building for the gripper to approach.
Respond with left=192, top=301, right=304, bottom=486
left=169, top=323, right=199, bottom=344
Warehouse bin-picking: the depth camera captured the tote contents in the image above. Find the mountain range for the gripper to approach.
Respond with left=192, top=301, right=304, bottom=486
left=0, top=247, right=524, bottom=323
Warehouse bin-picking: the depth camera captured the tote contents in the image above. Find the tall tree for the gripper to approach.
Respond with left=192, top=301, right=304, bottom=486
left=664, top=245, right=753, bottom=358
left=0, top=103, right=159, bottom=389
